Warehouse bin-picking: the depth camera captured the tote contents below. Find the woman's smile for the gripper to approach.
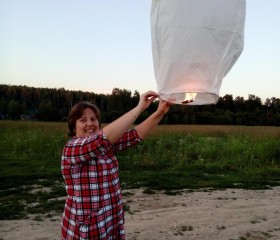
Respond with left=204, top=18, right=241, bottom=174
left=75, top=108, right=100, bottom=137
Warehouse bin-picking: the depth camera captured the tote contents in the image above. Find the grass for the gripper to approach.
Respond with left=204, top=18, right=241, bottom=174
left=0, top=121, right=280, bottom=220
left=118, top=126, right=280, bottom=190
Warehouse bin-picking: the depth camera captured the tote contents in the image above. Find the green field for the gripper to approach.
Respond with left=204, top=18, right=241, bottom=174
left=1, top=121, right=280, bottom=220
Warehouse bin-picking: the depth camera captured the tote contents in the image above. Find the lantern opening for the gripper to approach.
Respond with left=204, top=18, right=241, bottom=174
left=181, top=93, right=197, bottom=104
left=159, top=92, right=219, bottom=105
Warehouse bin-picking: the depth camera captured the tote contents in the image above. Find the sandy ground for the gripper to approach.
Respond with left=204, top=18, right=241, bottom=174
left=1, top=187, right=280, bottom=240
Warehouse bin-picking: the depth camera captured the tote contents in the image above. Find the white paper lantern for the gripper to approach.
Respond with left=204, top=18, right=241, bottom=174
left=151, top=0, right=246, bottom=105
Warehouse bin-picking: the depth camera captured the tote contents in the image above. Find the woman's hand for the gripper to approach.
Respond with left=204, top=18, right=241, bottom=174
left=103, top=90, right=158, bottom=143
left=137, top=91, right=158, bottom=112
left=135, top=98, right=171, bottom=140
left=156, top=100, right=171, bottom=115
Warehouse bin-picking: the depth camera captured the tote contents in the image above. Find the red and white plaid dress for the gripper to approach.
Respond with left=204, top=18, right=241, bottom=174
left=61, top=129, right=142, bottom=240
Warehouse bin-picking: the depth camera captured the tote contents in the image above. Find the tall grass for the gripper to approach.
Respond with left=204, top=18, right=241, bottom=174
left=119, top=125, right=280, bottom=169
left=1, top=121, right=280, bottom=185
left=118, top=125, right=280, bottom=189
left=0, top=121, right=67, bottom=178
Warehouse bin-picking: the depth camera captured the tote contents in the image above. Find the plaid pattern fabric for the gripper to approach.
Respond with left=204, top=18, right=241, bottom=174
left=61, top=129, right=142, bottom=240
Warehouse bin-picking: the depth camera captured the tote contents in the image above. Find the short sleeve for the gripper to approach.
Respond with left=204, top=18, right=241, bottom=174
left=111, top=128, right=142, bottom=152
left=62, top=130, right=111, bottom=165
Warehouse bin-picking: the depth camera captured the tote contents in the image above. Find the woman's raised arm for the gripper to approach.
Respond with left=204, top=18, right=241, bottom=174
left=102, top=91, right=158, bottom=144
left=135, top=100, right=171, bottom=140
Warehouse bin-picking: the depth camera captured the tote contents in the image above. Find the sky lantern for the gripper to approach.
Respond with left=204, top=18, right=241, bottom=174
left=151, top=0, right=246, bottom=105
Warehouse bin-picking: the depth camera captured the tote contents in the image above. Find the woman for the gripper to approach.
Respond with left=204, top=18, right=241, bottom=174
left=61, top=91, right=170, bottom=239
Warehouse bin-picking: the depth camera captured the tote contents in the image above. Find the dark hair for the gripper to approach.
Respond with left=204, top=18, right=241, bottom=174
left=68, top=102, right=101, bottom=137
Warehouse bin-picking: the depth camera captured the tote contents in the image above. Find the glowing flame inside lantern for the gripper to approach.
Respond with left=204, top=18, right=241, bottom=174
left=181, top=93, right=197, bottom=104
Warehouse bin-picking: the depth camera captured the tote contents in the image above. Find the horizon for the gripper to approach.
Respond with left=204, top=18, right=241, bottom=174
left=2, top=83, right=278, bottom=103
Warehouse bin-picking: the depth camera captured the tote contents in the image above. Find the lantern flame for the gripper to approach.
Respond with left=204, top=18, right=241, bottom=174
left=181, top=93, right=197, bottom=104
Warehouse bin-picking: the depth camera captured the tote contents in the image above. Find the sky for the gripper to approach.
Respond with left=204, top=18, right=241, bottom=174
left=0, top=0, right=279, bottom=102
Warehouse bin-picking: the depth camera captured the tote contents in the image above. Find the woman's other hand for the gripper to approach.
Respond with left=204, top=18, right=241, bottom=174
left=136, top=91, right=158, bottom=112
left=156, top=100, right=171, bottom=115
left=135, top=98, right=171, bottom=140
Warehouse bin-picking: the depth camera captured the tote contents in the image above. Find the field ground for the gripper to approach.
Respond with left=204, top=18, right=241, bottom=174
left=1, top=122, right=280, bottom=239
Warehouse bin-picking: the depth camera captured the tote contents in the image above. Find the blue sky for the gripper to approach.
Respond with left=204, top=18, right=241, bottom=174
left=1, top=0, right=279, bottom=102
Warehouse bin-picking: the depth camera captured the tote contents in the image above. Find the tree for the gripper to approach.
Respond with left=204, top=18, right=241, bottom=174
left=132, top=90, right=140, bottom=107
left=8, top=100, right=22, bottom=119
left=234, top=96, right=245, bottom=111
left=38, top=101, right=57, bottom=121
left=108, top=88, right=132, bottom=113
left=222, top=94, right=235, bottom=111
left=244, top=94, right=262, bottom=112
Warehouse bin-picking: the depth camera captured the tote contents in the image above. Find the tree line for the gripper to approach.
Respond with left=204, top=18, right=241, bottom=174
left=1, top=84, right=280, bottom=126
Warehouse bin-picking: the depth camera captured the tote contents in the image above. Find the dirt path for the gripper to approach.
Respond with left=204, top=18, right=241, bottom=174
left=1, top=187, right=280, bottom=240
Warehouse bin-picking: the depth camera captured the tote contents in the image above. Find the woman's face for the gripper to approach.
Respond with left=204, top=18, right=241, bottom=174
left=75, top=108, right=100, bottom=137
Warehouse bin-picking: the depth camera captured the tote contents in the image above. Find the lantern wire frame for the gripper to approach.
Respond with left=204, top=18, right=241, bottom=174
left=159, top=92, right=219, bottom=105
